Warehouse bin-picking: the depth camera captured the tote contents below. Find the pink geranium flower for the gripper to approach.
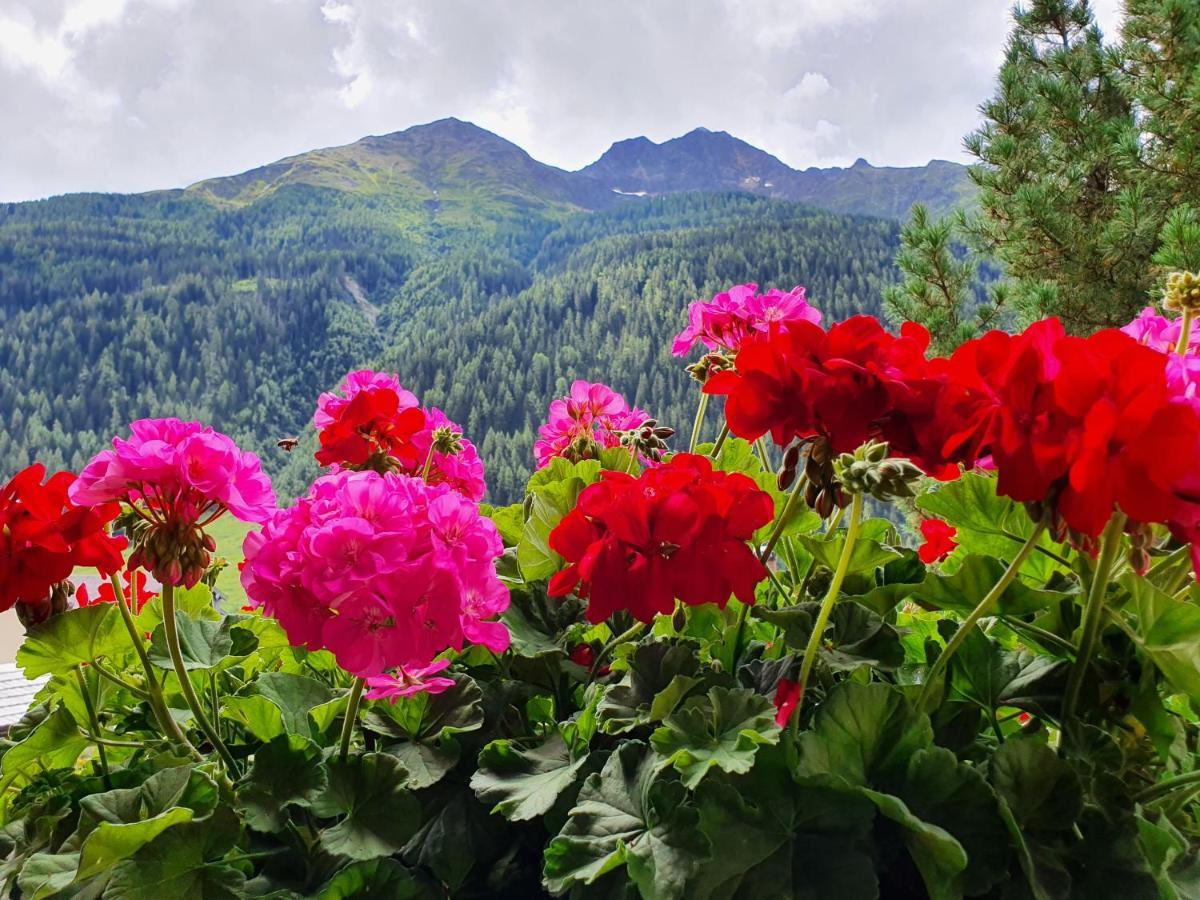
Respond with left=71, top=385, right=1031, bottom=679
left=70, top=418, right=275, bottom=587
left=411, top=407, right=488, bottom=501
left=241, top=469, right=508, bottom=678
left=364, top=659, right=457, bottom=701
left=672, top=283, right=821, bottom=357
left=533, top=381, right=650, bottom=469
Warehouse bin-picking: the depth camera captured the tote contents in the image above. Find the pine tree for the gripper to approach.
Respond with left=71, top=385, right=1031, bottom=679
left=896, top=0, right=1200, bottom=337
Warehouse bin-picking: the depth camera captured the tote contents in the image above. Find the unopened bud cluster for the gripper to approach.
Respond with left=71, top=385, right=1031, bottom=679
left=561, top=433, right=605, bottom=465
left=127, top=515, right=216, bottom=589
left=431, top=426, right=464, bottom=457
left=16, top=581, right=72, bottom=630
left=833, top=441, right=923, bottom=501
left=791, top=436, right=849, bottom=518
left=1164, top=271, right=1200, bottom=314
left=686, top=352, right=735, bottom=384
left=620, top=419, right=675, bottom=463
left=1127, top=521, right=1155, bottom=577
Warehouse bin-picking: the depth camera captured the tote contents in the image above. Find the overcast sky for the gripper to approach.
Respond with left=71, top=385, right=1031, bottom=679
left=0, top=0, right=1123, bottom=203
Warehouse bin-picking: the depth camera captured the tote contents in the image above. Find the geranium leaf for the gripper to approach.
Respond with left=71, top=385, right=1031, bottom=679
left=1122, top=572, right=1200, bottom=701
left=237, top=734, right=328, bottom=832
left=482, top=502, right=525, bottom=546
left=948, top=626, right=1068, bottom=718
left=543, top=741, right=710, bottom=899
left=105, top=810, right=243, bottom=900
left=690, top=750, right=878, bottom=900
left=990, top=738, right=1082, bottom=833
left=471, top=733, right=589, bottom=821
left=518, top=459, right=604, bottom=582
left=501, top=584, right=581, bottom=660
left=755, top=600, right=904, bottom=672
left=798, top=526, right=902, bottom=573
left=402, top=787, right=505, bottom=891
left=312, top=753, right=420, bottom=861
left=363, top=675, right=484, bottom=742
left=0, top=707, right=88, bottom=812
left=317, top=859, right=435, bottom=900
left=17, top=605, right=127, bottom=677
left=147, top=615, right=233, bottom=671
left=650, top=687, right=780, bottom=788
left=795, top=682, right=933, bottom=787
left=911, top=554, right=1072, bottom=617
left=916, top=472, right=1065, bottom=580
left=385, top=739, right=461, bottom=790
left=597, top=641, right=703, bottom=734
left=135, top=583, right=221, bottom=632
left=859, top=788, right=967, bottom=900
left=221, top=695, right=286, bottom=743
left=254, top=672, right=337, bottom=739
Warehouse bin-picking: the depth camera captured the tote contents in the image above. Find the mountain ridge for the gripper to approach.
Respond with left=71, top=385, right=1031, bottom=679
left=180, top=117, right=974, bottom=220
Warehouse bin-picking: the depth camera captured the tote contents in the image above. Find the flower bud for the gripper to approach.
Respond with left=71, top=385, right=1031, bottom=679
left=16, top=581, right=73, bottom=630
left=1164, top=271, right=1200, bottom=314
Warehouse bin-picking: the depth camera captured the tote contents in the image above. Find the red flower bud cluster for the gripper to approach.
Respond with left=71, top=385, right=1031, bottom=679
left=547, top=454, right=774, bottom=623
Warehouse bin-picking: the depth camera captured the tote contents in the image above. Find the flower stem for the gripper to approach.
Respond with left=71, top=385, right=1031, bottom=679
left=590, top=621, right=647, bottom=680
left=795, top=493, right=864, bottom=707
left=161, top=582, right=240, bottom=775
left=1062, top=512, right=1126, bottom=745
left=74, top=665, right=111, bottom=788
left=107, top=572, right=202, bottom=761
left=758, top=475, right=808, bottom=563
left=89, top=659, right=149, bottom=699
left=339, top=677, right=367, bottom=763
left=918, top=522, right=1047, bottom=710
left=420, top=444, right=436, bottom=480
left=1176, top=310, right=1196, bottom=355
left=688, top=393, right=710, bottom=453
left=1134, top=768, right=1200, bottom=805
left=709, top=422, right=730, bottom=458
left=754, top=438, right=772, bottom=473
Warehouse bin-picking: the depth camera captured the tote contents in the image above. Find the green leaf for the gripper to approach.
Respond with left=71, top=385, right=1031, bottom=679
left=798, top=524, right=902, bottom=573
left=254, top=672, right=338, bottom=739
left=1137, top=813, right=1200, bottom=900
left=501, top=584, right=582, bottom=659
left=17, top=605, right=126, bottom=677
left=237, top=734, right=328, bottom=832
left=990, top=738, right=1082, bottom=834
left=221, top=694, right=285, bottom=742
left=136, top=583, right=220, bottom=632
left=148, top=615, right=233, bottom=671
left=691, top=751, right=878, bottom=900
left=318, top=859, right=434, bottom=900
left=859, top=788, right=967, bottom=900
left=482, top=502, right=525, bottom=546
left=949, top=626, right=1068, bottom=718
left=916, top=471, right=1065, bottom=580
left=17, top=851, right=107, bottom=900
left=1122, top=573, right=1200, bottom=701
left=543, top=742, right=710, bottom=900
left=597, top=641, right=703, bottom=734
left=518, top=458, right=604, bottom=582
left=650, top=687, right=780, bottom=788
left=795, top=682, right=933, bottom=788
left=312, top=753, right=421, bottom=861
left=0, top=707, right=88, bottom=812
left=471, top=733, right=589, bottom=821
left=756, top=600, right=903, bottom=672
left=911, top=553, right=1072, bottom=617
left=401, top=789, right=501, bottom=892
left=105, top=810, right=244, bottom=900
left=385, top=739, right=460, bottom=790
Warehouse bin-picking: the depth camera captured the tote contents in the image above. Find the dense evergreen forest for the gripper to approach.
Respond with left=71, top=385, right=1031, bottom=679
left=0, top=186, right=901, bottom=501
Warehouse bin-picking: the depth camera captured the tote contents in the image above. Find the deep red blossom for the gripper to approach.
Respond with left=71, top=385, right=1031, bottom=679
left=704, top=316, right=957, bottom=475
left=0, top=464, right=126, bottom=613
left=917, top=519, right=958, bottom=564
left=772, top=678, right=801, bottom=728
left=76, top=568, right=158, bottom=614
left=546, top=454, right=774, bottom=623
left=315, top=385, right=426, bottom=469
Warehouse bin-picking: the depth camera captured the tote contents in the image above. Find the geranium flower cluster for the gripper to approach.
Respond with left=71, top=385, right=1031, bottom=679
left=704, top=316, right=958, bottom=478
left=0, top=464, right=126, bottom=613
left=70, top=418, right=276, bottom=587
left=240, top=469, right=508, bottom=681
left=1122, top=307, right=1200, bottom=410
left=314, top=370, right=487, bottom=500
left=534, top=381, right=652, bottom=469
left=672, top=283, right=821, bottom=356
left=547, top=454, right=774, bottom=623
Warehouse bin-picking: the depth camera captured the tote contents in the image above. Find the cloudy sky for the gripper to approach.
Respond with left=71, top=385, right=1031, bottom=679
left=0, top=0, right=1123, bottom=203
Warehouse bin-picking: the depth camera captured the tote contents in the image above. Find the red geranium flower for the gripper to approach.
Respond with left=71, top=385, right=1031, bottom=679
left=546, top=454, right=774, bottom=623
left=0, top=464, right=126, bottom=613
left=704, top=316, right=958, bottom=477
left=772, top=677, right=801, bottom=728
left=315, top=385, right=426, bottom=469
left=917, top=519, right=958, bottom=564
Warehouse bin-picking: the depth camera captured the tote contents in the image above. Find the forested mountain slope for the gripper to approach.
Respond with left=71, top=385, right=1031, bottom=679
left=0, top=119, right=959, bottom=499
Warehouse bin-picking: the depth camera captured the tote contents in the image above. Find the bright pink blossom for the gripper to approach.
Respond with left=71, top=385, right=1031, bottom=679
left=70, top=419, right=275, bottom=587
left=411, top=407, right=487, bottom=501
left=364, top=659, right=457, bottom=701
left=534, top=381, right=650, bottom=469
left=672, top=283, right=821, bottom=357
left=241, top=470, right=508, bottom=678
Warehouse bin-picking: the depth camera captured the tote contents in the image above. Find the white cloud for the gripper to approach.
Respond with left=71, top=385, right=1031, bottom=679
left=0, top=0, right=1123, bottom=202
